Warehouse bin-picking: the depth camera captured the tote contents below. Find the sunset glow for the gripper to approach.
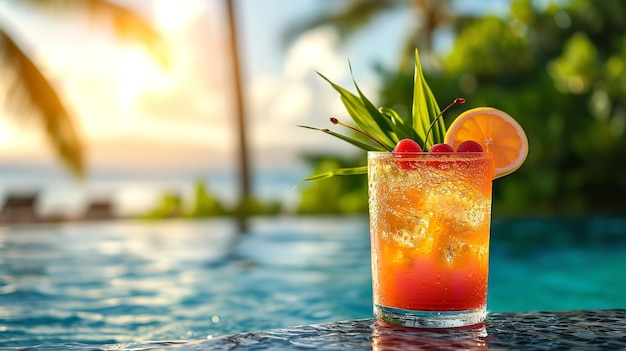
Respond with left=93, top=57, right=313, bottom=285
left=0, top=0, right=404, bottom=216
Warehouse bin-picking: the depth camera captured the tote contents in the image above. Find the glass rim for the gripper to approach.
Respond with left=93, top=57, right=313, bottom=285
left=368, top=151, right=492, bottom=158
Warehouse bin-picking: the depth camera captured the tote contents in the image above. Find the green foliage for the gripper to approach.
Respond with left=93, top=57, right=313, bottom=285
left=232, top=197, right=282, bottom=217
left=548, top=33, right=599, bottom=94
left=140, top=179, right=282, bottom=220
left=444, top=16, right=533, bottom=78
left=140, top=191, right=182, bottom=220
left=187, top=179, right=227, bottom=217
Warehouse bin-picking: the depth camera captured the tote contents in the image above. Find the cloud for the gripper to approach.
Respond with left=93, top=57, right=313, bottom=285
left=283, top=27, right=346, bottom=81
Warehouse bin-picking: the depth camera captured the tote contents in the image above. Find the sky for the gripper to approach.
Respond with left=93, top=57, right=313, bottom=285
left=0, top=0, right=511, bottom=216
left=0, top=0, right=408, bottom=172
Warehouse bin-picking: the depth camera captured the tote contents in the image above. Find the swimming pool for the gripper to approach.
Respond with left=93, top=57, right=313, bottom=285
left=1, top=217, right=624, bottom=348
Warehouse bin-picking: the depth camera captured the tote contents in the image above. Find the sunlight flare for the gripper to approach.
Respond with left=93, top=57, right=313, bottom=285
left=153, top=0, right=206, bottom=34
left=117, top=45, right=170, bottom=107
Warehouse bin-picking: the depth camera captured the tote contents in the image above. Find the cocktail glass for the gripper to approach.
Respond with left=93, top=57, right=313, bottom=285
left=368, top=151, right=494, bottom=328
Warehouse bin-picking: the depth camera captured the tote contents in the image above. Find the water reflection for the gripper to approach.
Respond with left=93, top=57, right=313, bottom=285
left=372, top=321, right=490, bottom=350
left=0, top=218, right=373, bottom=345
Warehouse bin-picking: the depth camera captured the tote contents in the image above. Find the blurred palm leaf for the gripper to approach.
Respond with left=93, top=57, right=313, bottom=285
left=1, top=30, right=85, bottom=176
left=283, top=0, right=398, bottom=45
left=0, top=0, right=168, bottom=178
left=16, top=0, right=169, bottom=66
left=283, top=0, right=455, bottom=71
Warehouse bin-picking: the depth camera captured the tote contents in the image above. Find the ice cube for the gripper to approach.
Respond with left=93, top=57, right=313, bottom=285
left=378, top=202, right=436, bottom=253
left=423, top=180, right=490, bottom=230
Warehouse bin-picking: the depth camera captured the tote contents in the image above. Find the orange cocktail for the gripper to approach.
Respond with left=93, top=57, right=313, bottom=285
left=368, top=151, right=494, bottom=328
left=297, top=50, right=528, bottom=328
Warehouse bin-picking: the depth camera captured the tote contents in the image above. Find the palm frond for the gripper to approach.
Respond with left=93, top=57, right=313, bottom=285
left=0, top=0, right=171, bottom=178
left=0, top=29, right=85, bottom=177
left=15, top=0, right=168, bottom=67
left=282, top=0, right=399, bottom=46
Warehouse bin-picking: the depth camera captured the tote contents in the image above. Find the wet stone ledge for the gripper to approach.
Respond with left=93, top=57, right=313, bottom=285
left=170, top=309, right=626, bottom=350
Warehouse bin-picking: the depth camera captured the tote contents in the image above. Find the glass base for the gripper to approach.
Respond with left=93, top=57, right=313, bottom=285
left=374, top=304, right=486, bottom=329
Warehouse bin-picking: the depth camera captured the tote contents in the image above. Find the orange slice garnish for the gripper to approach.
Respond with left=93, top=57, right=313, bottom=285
left=445, top=107, right=528, bottom=179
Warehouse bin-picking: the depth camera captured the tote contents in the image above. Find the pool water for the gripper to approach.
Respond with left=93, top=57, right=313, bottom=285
left=489, top=217, right=626, bottom=312
left=0, top=217, right=624, bottom=348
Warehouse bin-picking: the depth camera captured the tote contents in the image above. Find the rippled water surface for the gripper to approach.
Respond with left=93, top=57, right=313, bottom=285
left=0, top=217, right=625, bottom=348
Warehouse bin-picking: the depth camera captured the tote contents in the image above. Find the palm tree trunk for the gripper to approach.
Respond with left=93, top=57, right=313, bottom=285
left=225, top=0, right=250, bottom=232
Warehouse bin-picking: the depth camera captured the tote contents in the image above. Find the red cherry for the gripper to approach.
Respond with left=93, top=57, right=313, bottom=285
left=429, top=143, right=454, bottom=153
left=393, top=139, right=422, bottom=170
left=457, top=140, right=484, bottom=152
left=393, top=139, right=423, bottom=153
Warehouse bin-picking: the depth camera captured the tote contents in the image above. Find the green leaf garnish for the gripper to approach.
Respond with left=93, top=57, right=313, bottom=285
left=297, top=48, right=449, bottom=185
left=411, top=49, right=445, bottom=149
left=297, top=125, right=387, bottom=151
left=316, top=71, right=396, bottom=150
left=293, top=166, right=368, bottom=189
left=379, top=106, right=421, bottom=143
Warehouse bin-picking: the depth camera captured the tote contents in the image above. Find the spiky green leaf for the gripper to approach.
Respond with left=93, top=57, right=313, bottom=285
left=379, top=107, right=421, bottom=143
left=293, top=166, right=368, bottom=189
left=316, top=72, right=396, bottom=150
left=412, top=48, right=444, bottom=149
left=297, top=125, right=386, bottom=151
left=347, top=62, right=399, bottom=146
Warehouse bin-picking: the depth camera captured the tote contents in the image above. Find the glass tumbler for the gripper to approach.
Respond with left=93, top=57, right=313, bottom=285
left=368, top=151, right=494, bottom=328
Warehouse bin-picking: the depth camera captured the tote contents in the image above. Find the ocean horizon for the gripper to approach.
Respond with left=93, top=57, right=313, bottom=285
left=0, top=163, right=311, bottom=219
